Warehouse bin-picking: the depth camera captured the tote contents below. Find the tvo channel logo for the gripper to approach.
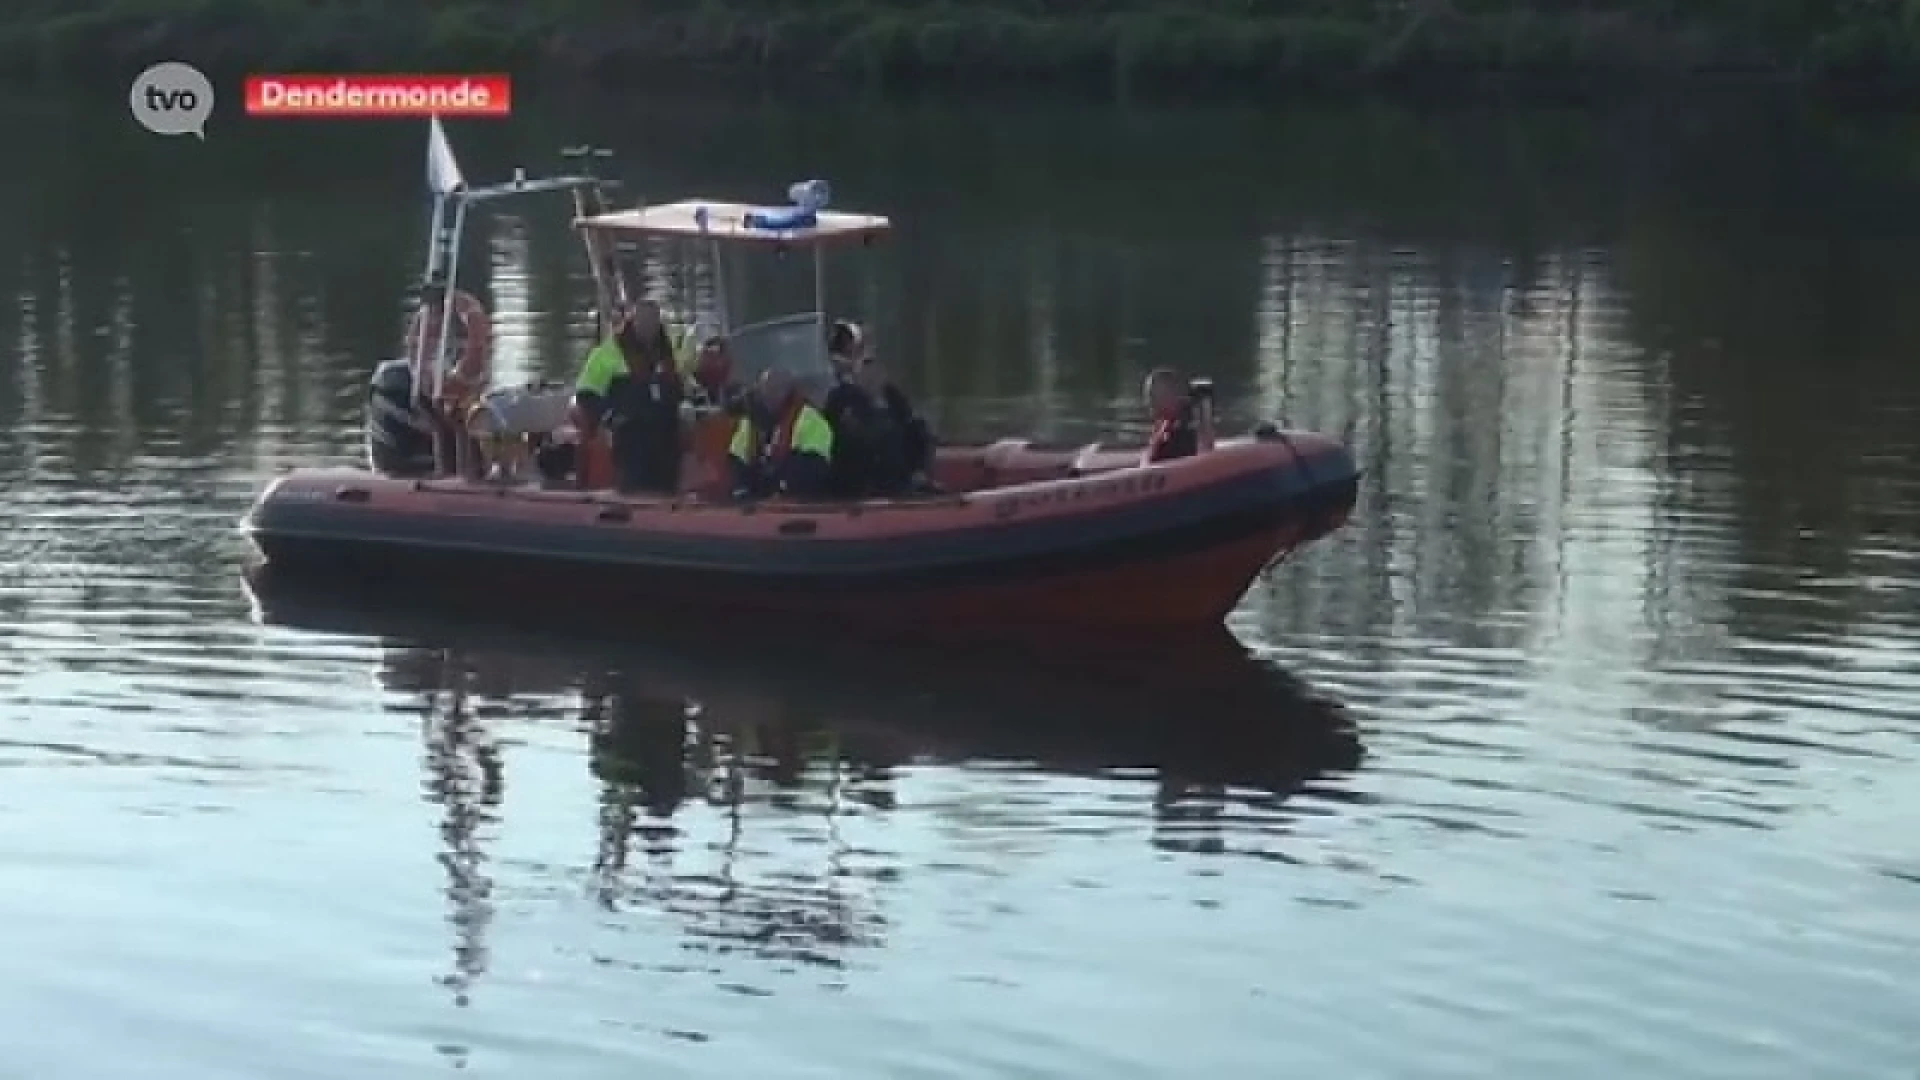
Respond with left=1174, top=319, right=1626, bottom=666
left=130, top=61, right=214, bottom=139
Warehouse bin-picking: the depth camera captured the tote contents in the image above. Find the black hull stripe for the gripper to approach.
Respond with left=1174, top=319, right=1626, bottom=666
left=248, top=450, right=1359, bottom=580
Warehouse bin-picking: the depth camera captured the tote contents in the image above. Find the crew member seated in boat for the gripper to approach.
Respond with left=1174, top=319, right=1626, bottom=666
left=1142, top=367, right=1201, bottom=464
left=728, top=367, right=835, bottom=499
left=688, top=333, right=739, bottom=410
left=823, top=346, right=935, bottom=497
left=573, top=300, right=690, bottom=494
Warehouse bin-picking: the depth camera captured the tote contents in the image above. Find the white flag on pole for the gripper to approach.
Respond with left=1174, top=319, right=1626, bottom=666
left=427, top=115, right=465, bottom=195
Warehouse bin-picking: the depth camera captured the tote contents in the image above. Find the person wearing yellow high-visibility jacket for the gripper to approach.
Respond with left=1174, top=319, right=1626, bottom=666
left=728, top=368, right=834, bottom=499
left=570, top=301, right=696, bottom=493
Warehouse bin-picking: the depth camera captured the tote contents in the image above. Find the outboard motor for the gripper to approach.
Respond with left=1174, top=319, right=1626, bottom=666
left=366, top=358, right=436, bottom=477
left=1189, top=376, right=1217, bottom=452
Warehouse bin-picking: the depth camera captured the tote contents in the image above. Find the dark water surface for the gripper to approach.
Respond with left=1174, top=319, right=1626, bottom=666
left=1, top=92, right=1917, bottom=1077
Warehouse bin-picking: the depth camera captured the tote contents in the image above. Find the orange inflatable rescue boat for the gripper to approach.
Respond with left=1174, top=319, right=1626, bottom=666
left=241, top=130, right=1359, bottom=638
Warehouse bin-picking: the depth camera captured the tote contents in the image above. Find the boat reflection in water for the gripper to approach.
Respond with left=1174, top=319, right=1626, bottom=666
left=248, top=572, right=1367, bottom=994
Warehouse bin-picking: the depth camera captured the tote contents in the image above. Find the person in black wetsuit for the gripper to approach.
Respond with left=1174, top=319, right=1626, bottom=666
left=821, top=322, right=935, bottom=496
left=572, top=302, right=688, bottom=494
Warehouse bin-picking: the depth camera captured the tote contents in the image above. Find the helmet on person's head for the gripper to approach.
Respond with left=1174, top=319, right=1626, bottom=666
left=827, top=320, right=864, bottom=357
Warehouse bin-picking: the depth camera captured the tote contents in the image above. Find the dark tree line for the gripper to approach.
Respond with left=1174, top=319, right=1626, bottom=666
left=5, top=0, right=1920, bottom=96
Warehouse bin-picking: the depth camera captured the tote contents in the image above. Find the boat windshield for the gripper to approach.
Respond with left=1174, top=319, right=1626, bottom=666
left=724, top=313, right=837, bottom=400
left=579, top=194, right=892, bottom=405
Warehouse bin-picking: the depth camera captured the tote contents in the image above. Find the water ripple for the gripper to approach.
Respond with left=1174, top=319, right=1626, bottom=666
left=2, top=100, right=1918, bottom=1080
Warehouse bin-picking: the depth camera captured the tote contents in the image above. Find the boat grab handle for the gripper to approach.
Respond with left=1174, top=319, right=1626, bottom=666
left=596, top=505, right=631, bottom=523
left=778, top=519, right=817, bottom=536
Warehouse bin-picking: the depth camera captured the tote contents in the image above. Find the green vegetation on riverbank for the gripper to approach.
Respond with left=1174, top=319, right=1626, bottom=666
left=6, top=0, right=1920, bottom=98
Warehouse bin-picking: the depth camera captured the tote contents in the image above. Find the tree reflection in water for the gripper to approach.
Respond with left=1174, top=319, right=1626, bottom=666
left=585, top=677, right=886, bottom=969
left=412, top=648, right=503, bottom=1008
left=258, top=577, right=1366, bottom=993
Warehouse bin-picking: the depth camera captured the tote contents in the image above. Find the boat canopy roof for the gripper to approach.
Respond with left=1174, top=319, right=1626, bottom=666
left=577, top=199, right=891, bottom=246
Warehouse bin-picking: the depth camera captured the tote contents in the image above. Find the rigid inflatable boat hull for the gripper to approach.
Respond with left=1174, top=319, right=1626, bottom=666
left=243, top=433, right=1359, bottom=636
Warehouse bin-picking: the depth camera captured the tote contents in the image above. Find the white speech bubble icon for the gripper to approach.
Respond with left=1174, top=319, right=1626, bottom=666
left=130, top=61, right=214, bottom=139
